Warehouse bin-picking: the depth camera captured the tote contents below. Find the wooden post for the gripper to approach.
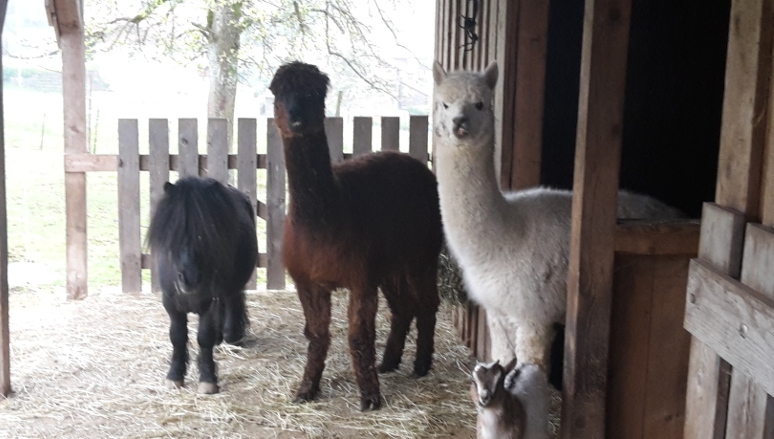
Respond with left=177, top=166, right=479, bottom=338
left=148, top=119, right=169, bottom=292
left=408, top=116, right=429, bottom=165
left=325, top=117, right=344, bottom=163
left=58, top=3, right=87, bottom=300
left=206, top=118, right=229, bottom=184
left=380, top=117, right=400, bottom=152
left=562, top=0, right=632, bottom=437
left=352, top=117, right=372, bottom=157
left=0, top=0, right=10, bottom=398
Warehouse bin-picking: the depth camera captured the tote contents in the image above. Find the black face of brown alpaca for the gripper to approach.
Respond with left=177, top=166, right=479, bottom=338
left=269, top=61, right=443, bottom=412
left=269, top=61, right=329, bottom=137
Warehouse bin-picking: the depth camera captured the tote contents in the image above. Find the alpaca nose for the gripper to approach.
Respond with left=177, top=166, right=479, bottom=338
left=452, top=116, right=469, bottom=138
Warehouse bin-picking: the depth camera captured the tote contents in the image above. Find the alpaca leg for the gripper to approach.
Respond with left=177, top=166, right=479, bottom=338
left=294, top=283, right=332, bottom=403
left=348, top=284, right=381, bottom=411
left=487, top=313, right=518, bottom=363
left=163, top=298, right=188, bottom=389
left=223, top=290, right=248, bottom=345
left=515, top=323, right=554, bottom=371
left=410, top=268, right=440, bottom=377
left=378, top=276, right=413, bottom=374
left=196, top=308, right=220, bottom=394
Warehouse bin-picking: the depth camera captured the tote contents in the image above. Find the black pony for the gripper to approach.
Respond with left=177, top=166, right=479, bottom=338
left=147, top=176, right=258, bottom=394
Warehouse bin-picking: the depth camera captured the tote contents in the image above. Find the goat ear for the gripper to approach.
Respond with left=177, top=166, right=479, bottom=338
left=503, top=356, right=518, bottom=374
left=433, top=61, right=447, bottom=86
left=483, top=61, right=499, bottom=89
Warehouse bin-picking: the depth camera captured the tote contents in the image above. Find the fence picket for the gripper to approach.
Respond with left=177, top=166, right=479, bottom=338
left=326, top=117, right=344, bottom=163
left=178, top=119, right=199, bottom=178
left=148, top=119, right=169, bottom=292
left=266, top=118, right=286, bottom=290
left=207, top=118, right=229, bottom=184
left=237, top=118, right=258, bottom=290
left=381, top=117, right=400, bottom=151
left=409, top=116, right=429, bottom=165
left=353, top=117, right=373, bottom=157
left=118, top=119, right=142, bottom=293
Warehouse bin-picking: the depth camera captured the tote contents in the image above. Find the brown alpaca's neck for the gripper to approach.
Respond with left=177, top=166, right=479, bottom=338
left=282, top=131, right=339, bottom=226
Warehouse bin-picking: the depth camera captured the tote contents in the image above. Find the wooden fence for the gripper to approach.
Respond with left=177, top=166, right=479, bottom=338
left=98, top=116, right=429, bottom=293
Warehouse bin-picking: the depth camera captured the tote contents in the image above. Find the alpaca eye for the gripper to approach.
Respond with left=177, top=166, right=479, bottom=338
left=475, top=102, right=484, bottom=110
left=442, top=103, right=449, bottom=109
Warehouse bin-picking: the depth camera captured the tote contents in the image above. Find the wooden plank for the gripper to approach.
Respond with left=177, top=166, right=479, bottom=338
left=118, top=119, right=142, bottom=293
left=642, top=256, right=692, bottom=439
left=352, top=117, right=372, bottom=157
left=50, top=0, right=83, bottom=38
left=62, top=27, right=87, bottom=300
left=266, top=119, right=285, bottom=290
left=614, top=220, right=700, bottom=256
left=510, top=0, right=549, bottom=190
left=148, top=119, right=169, bottom=293
left=409, top=116, right=429, bottom=165
left=562, top=0, right=633, bottom=437
left=381, top=117, right=400, bottom=152
left=725, top=373, right=774, bottom=439
left=325, top=117, right=344, bottom=163
left=684, top=202, right=745, bottom=439
left=0, top=12, right=10, bottom=396
left=608, top=255, right=654, bottom=439
left=724, top=222, right=774, bottom=438
left=64, top=154, right=118, bottom=172
left=715, top=0, right=772, bottom=218
left=207, top=118, right=229, bottom=184
left=178, top=119, right=199, bottom=178
left=495, top=0, right=518, bottom=189
left=684, top=259, right=774, bottom=397
left=237, top=118, right=257, bottom=290
left=139, top=153, right=266, bottom=172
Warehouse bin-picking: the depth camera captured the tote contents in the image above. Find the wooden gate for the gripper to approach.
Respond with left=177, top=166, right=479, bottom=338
left=113, top=116, right=430, bottom=294
left=682, top=1, right=774, bottom=437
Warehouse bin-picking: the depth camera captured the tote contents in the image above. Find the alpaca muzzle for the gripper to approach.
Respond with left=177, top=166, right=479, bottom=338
left=452, top=117, right=469, bottom=138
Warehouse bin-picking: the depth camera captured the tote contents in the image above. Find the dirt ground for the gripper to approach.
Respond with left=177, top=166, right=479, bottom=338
left=0, top=286, right=479, bottom=439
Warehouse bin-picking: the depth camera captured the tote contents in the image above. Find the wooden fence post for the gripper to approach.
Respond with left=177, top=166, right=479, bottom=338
left=148, top=119, right=169, bottom=292
left=266, top=119, right=285, bottom=290
left=237, top=118, right=258, bottom=290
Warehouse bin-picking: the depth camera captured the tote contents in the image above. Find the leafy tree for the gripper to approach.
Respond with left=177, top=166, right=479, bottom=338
left=84, top=0, right=423, bottom=148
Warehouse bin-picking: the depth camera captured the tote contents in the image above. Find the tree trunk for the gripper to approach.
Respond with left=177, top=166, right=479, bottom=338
left=207, top=2, right=241, bottom=156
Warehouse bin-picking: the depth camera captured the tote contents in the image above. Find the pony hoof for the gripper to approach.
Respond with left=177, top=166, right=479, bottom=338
left=165, top=379, right=184, bottom=389
left=412, top=363, right=432, bottom=378
left=360, top=394, right=382, bottom=411
left=197, top=382, right=220, bottom=394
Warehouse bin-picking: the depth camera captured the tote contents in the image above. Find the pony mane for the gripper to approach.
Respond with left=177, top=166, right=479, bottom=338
left=146, top=177, right=245, bottom=272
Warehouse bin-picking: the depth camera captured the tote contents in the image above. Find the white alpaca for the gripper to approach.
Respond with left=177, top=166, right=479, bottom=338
left=432, top=62, right=684, bottom=370
left=470, top=358, right=550, bottom=439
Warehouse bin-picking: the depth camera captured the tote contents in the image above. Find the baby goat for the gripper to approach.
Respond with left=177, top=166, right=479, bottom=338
left=470, top=358, right=549, bottom=439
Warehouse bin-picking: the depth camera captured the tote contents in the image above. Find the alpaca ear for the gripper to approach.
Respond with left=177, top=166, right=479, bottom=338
left=483, top=61, right=499, bottom=89
left=433, top=61, right=447, bottom=85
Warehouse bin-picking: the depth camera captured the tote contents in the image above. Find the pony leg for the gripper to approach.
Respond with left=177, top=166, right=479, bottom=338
left=293, top=282, right=332, bottom=404
left=378, top=276, right=414, bottom=374
left=196, top=307, right=220, bottom=394
left=410, top=267, right=440, bottom=377
left=223, top=289, right=248, bottom=345
left=348, top=284, right=381, bottom=411
left=164, top=299, right=189, bottom=389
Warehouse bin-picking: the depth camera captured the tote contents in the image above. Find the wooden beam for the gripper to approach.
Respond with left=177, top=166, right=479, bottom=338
left=509, top=0, right=549, bottom=190
left=495, top=0, right=518, bottom=189
left=0, top=0, right=11, bottom=397
left=61, top=24, right=87, bottom=300
left=49, top=0, right=82, bottom=38
left=562, top=0, right=633, bottom=437
left=614, top=220, right=700, bottom=256
left=685, top=258, right=774, bottom=397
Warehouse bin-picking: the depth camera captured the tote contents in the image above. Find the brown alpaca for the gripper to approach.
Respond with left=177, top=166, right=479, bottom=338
left=269, top=61, right=443, bottom=411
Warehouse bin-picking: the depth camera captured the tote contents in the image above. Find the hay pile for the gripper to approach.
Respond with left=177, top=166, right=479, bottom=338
left=1, top=286, right=477, bottom=438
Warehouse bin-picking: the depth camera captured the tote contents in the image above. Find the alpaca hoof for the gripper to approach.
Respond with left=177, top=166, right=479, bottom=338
left=412, top=362, right=432, bottom=378
left=165, top=379, right=184, bottom=389
left=378, top=362, right=399, bottom=374
left=360, top=394, right=382, bottom=411
left=197, top=381, right=219, bottom=394
left=293, top=387, right=319, bottom=404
